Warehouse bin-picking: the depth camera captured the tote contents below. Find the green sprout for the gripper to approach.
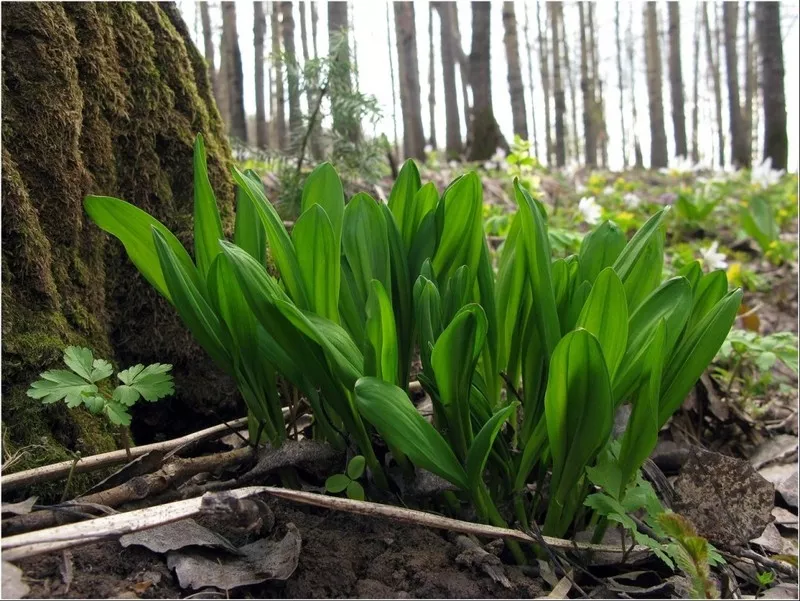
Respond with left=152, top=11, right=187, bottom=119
left=325, top=455, right=366, bottom=501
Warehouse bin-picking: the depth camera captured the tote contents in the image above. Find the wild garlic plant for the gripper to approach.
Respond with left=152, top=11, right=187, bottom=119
left=86, top=134, right=741, bottom=557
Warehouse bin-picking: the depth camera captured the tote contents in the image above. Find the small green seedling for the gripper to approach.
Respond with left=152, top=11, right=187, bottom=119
left=27, top=346, right=174, bottom=457
left=325, top=455, right=366, bottom=501
left=755, top=570, right=776, bottom=595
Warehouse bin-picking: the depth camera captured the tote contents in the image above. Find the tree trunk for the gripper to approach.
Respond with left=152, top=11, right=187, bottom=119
left=615, top=3, right=628, bottom=168
left=254, top=2, right=268, bottom=149
left=744, top=2, right=755, bottom=161
left=691, top=3, right=701, bottom=164
left=299, top=1, right=322, bottom=159
left=523, top=3, right=539, bottom=158
left=428, top=2, right=437, bottom=149
left=537, top=2, right=553, bottom=165
left=271, top=3, right=287, bottom=150
left=628, top=5, right=643, bottom=168
left=667, top=2, right=687, bottom=159
left=1, top=2, right=238, bottom=478
left=643, top=2, right=668, bottom=168
left=328, top=1, right=359, bottom=144
left=550, top=2, right=566, bottom=167
left=723, top=3, right=749, bottom=167
left=703, top=4, right=725, bottom=167
left=393, top=1, right=426, bottom=160
left=386, top=3, right=400, bottom=158
left=349, top=1, right=359, bottom=89
left=468, top=1, right=506, bottom=161
left=220, top=1, right=247, bottom=142
left=502, top=2, right=528, bottom=141
left=282, top=2, right=301, bottom=144
left=199, top=2, right=217, bottom=97
left=448, top=6, right=471, bottom=144
left=755, top=2, right=787, bottom=170
left=310, top=1, right=318, bottom=58
left=434, top=2, right=462, bottom=158
left=578, top=3, right=596, bottom=167
left=561, top=13, right=579, bottom=161
left=587, top=5, right=607, bottom=168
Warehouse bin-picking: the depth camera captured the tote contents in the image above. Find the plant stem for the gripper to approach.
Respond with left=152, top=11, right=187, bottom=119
left=60, top=453, right=81, bottom=503
left=475, top=484, right=527, bottom=564
left=591, top=516, right=609, bottom=544
left=120, top=427, right=131, bottom=461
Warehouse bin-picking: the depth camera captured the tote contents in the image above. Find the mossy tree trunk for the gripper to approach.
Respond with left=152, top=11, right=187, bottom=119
left=2, top=2, right=237, bottom=483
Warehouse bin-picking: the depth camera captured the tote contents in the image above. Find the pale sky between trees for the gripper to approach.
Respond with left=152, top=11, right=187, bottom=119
left=180, top=0, right=799, bottom=172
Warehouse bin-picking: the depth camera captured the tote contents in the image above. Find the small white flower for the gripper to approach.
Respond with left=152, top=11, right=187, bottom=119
left=700, top=241, right=728, bottom=271
left=602, top=186, right=614, bottom=196
left=751, top=157, right=784, bottom=189
left=424, top=144, right=433, bottom=154
left=448, top=160, right=459, bottom=169
left=491, top=147, right=507, bottom=162
left=578, top=196, right=602, bottom=225
left=576, top=183, right=588, bottom=194
left=623, top=192, right=642, bottom=209
left=483, top=161, right=495, bottom=171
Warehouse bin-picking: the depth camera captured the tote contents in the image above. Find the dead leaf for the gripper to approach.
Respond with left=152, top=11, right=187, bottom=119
left=750, top=435, right=799, bottom=470
left=1, top=497, right=37, bottom=516
left=167, top=523, right=301, bottom=590
left=119, top=519, right=240, bottom=555
left=2, top=562, right=29, bottom=599
left=673, top=448, right=774, bottom=548
left=738, top=304, right=761, bottom=332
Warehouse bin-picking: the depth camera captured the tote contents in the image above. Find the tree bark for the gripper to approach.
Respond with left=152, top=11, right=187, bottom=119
left=386, top=3, right=400, bottom=158
left=393, top=1, right=426, bottom=160
left=537, top=2, right=553, bottom=165
left=550, top=2, right=566, bottom=167
left=199, top=2, right=217, bottom=97
left=723, top=3, right=749, bottom=167
left=328, top=1, right=359, bottom=144
left=1, top=2, right=237, bottom=476
left=220, top=1, right=247, bottom=142
left=282, top=2, right=301, bottom=144
left=615, top=3, right=628, bottom=168
left=755, top=2, right=787, bottom=170
left=299, top=1, right=322, bottom=159
left=254, top=2, right=268, bottom=149
left=523, top=3, right=539, bottom=158
left=502, top=2, right=528, bottom=141
left=561, top=12, right=579, bottom=161
left=428, top=2, right=437, bottom=149
left=691, top=3, right=701, bottom=164
left=434, top=2, right=462, bottom=158
left=310, top=1, right=318, bottom=58
left=667, top=2, right=687, bottom=159
left=447, top=7, right=471, bottom=140
left=271, top=3, right=287, bottom=150
left=588, top=5, right=607, bottom=167
left=628, top=5, right=643, bottom=168
left=744, top=3, right=755, bottom=161
left=578, top=3, right=596, bottom=167
left=467, top=1, right=506, bottom=161
left=643, top=2, right=668, bottom=168
left=703, top=4, right=725, bottom=167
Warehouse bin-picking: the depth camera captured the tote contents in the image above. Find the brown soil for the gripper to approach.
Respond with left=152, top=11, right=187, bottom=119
left=17, top=497, right=543, bottom=599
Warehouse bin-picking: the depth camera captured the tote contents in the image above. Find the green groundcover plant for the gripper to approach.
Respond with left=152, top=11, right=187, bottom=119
left=85, top=134, right=741, bottom=560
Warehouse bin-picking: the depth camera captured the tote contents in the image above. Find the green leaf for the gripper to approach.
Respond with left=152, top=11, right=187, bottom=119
left=346, top=480, right=365, bottom=501
left=301, top=162, right=345, bottom=248
left=613, top=209, right=668, bottom=311
left=84, top=196, right=199, bottom=302
left=84, top=395, right=106, bottom=414
left=465, top=402, right=518, bottom=491
left=91, top=359, right=114, bottom=383
left=364, top=280, right=399, bottom=385
left=388, top=159, right=422, bottom=249
left=576, top=267, right=628, bottom=380
left=688, top=270, right=728, bottom=331
left=342, top=192, right=391, bottom=309
left=325, top=473, right=350, bottom=494
left=62, top=346, right=95, bottom=382
left=613, top=208, right=668, bottom=282
left=105, top=401, right=132, bottom=426
left=740, top=195, right=778, bottom=251
left=292, top=204, right=340, bottom=322
left=233, top=169, right=267, bottom=264
left=193, top=133, right=225, bottom=277
left=578, top=221, right=627, bottom=284
left=382, top=204, right=414, bottom=387
left=115, top=363, right=174, bottom=404
left=413, top=275, right=442, bottom=375
left=26, top=370, right=98, bottom=406
left=677, top=260, right=703, bottom=291
left=347, top=455, right=366, bottom=480
left=355, top=377, right=468, bottom=489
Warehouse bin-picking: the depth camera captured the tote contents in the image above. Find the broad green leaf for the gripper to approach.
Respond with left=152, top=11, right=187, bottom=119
left=301, top=162, right=345, bottom=246
left=105, top=401, right=132, bottom=426
left=325, top=474, right=350, bottom=493
left=346, top=480, right=365, bottom=500
left=233, top=169, right=267, bottom=264
left=387, top=159, right=422, bottom=248
left=84, top=395, right=106, bottom=414
left=576, top=267, right=628, bottom=380
left=84, top=196, right=199, bottom=302
left=740, top=195, right=778, bottom=251
left=442, top=265, right=472, bottom=326
left=382, top=204, right=413, bottom=387
left=688, top=270, right=728, bottom=331
left=432, top=172, right=483, bottom=287
left=342, top=193, right=391, bottom=304
left=413, top=275, right=442, bottom=374
left=659, top=289, right=742, bottom=426
left=114, top=363, right=174, bottom=406
left=347, top=455, right=366, bottom=480
left=465, top=402, right=518, bottom=491
left=476, top=240, right=500, bottom=405
left=613, top=208, right=668, bottom=283
left=193, top=133, right=225, bottom=277
left=405, top=182, right=439, bottom=250
left=408, top=210, right=438, bottom=283
left=620, top=227, right=665, bottom=312
left=677, top=260, right=703, bottom=290
left=355, top=377, right=468, bottom=489
left=364, top=279, right=399, bottom=385
left=579, top=221, right=627, bottom=284
left=496, top=214, right=526, bottom=372
left=26, top=370, right=97, bottom=406
left=62, top=346, right=94, bottom=382
left=292, top=204, right=340, bottom=322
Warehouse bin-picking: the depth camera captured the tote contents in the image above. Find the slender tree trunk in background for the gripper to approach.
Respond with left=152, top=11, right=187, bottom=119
left=434, top=2, right=462, bottom=158
left=703, top=4, right=725, bottom=167
left=628, top=5, right=643, bottom=168
left=282, top=2, right=301, bottom=144
left=578, top=3, right=596, bottom=167
left=386, top=3, right=400, bottom=158
left=643, top=2, right=667, bottom=168
left=216, top=6, right=230, bottom=124
left=723, top=3, right=749, bottom=167
left=744, top=3, right=754, bottom=161
left=428, top=3, right=437, bottom=148
left=221, top=1, right=247, bottom=142
left=537, top=3, right=553, bottom=165
left=755, top=2, right=787, bottom=170
left=468, top=1, right=506, bottom=160
left=271, top=3, right=286, bottom=149
left=561, top=14, right=578, bottom=161
left=691, top=3, right=701, bottom=164
left=502, top=2, right=528, bottom=141
left=523, top=3, right=539, bottom=158
left=254, top=2, right=268, bottom=149
left=394, top=1, right=426, bottom=160
left=328, top=1, right=359, bottom=143
left=349, top=1, right=359, bottom=89
left=667, top=2, right=687, bottom=159
left=310, top=1, right=318, bottom=58
left=550, top=2, right=566, bottom=167
left=299, top=1, right=322, bottom=159
left=449, top=8, right=471, bottom=140
left=199, top=2, right=217, bottom=98
left=587, top=4, right=607, bottom=168
left=615, top=3, right=628, bottom=168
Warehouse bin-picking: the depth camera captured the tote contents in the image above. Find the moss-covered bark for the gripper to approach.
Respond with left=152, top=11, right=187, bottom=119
left=1, top=2, right=237, bottom=482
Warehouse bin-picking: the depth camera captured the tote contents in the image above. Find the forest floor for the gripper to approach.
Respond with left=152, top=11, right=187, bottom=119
left=3, top=164, right=798, bottom=599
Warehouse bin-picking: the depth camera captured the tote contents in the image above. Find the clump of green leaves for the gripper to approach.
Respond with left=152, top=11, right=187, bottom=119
left=658, top=513, right=721, bottom=599
left=325, top=455, right=366, bottom=501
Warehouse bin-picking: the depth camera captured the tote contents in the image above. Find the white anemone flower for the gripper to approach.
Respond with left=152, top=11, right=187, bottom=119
left=578, top=196, right=602, bottom=225
left=623, top=192, right=642, bottom=209
left=603, top=186, right=614, bottom=196
left=751, top=157, right=784, bottom=189
left=700, top=241, right=728, bottom=271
